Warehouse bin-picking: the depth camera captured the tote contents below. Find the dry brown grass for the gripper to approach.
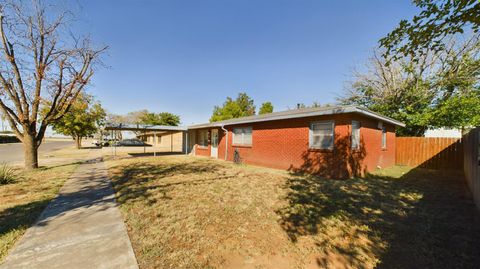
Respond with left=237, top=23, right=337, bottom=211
left=0, top=162, right=78, bottom=262
left=107, top=156, right=480, bottom=269
left=38, top=145, right=92, bottom=166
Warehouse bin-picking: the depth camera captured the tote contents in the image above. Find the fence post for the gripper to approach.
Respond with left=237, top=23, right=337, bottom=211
left=463, top=127, right=480, bottom=212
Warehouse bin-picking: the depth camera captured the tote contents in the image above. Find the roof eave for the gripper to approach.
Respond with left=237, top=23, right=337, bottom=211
left=187, top=106, right=406, bottom=129
left=352, top=107, right=405, bottom=127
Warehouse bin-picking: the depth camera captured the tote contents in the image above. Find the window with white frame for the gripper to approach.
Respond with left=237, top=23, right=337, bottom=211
left=351, top=121, right=360, bottom=150
left=232, top=127, right=252, bottom=146
left=198, top=130, right=208, bottom=147
left=309, top=121, right=334, bottom=149
left=381, top=126, right=387, bottom=149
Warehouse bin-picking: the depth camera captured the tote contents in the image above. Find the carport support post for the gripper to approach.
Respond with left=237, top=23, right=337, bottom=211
left=143, top=130, right=146, bottom=154
left=153, top=130, right=157, bottom=157
left=185, top=131, right=188, bottom=155
left=110, top=130, right=114, bottom=157
left=114, top=130, right=117, bottom=157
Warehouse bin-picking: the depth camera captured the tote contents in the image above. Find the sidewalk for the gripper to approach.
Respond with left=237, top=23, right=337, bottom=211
left=1, top=151, right=138, bottom=269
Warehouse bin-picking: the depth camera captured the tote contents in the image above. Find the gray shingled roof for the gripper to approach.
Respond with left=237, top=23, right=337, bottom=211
left=188, top=105, right=405, bottom=129
left=104, top=123, right=188, bottom=131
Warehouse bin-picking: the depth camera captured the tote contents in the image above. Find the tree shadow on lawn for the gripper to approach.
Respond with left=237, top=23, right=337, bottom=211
left=1, top=162, right=110, bottom=261
left=276, top=168, right=480, bottom=268
left=109, top=160, right=236, bottom=206
left=0, top=199, right=51, bottom=246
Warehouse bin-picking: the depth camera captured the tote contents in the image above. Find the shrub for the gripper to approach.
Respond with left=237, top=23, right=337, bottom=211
left=0, top=163, right=17, bottom=185
left=0, top=135, right=20, bottom=144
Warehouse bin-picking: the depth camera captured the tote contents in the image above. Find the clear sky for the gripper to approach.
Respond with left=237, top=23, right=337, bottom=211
left=72, top=0, right=418, bottom=125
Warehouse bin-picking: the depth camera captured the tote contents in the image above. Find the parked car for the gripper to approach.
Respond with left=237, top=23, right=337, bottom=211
left=113, top=139, right=152, bottom=147
left=92, top=139, right=112, bottom=147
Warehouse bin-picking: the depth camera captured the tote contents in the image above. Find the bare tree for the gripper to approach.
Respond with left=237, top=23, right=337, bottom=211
left=339, top=35, right=480, bottom=136
left=0, top=1, right=107, bottom=169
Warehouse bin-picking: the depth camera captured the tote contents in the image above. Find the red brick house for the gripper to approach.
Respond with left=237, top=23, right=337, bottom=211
left=187, top=106, right=404, bottom=178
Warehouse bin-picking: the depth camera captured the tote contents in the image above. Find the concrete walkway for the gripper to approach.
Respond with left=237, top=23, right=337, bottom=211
left=1, top=152, right=138, bottom=269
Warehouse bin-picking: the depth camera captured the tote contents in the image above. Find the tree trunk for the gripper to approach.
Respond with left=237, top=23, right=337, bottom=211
left=75, top=136, right=82, bottom=149
left=23, top=134, right=38, bottom=170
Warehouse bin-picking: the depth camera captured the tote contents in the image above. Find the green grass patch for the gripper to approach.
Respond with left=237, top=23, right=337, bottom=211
left=0, top=163, right=17, bottom=185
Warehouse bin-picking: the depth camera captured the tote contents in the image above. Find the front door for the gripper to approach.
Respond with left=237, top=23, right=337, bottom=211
left=210, top=129, right=218, bottom=158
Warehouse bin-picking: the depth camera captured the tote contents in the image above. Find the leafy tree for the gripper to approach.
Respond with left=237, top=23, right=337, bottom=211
left=107, top=110, right=180, bottom=126
left=236, top=92, right=256, bottom=116
left=259, top=102, right=274, bottom=114
left=0, top=1, right=106, bottom=169
left=430, top=90, right=480, bottom=133
left=380, top=0, right=480, bottom=59
left=139, top=112, right=181, bottom=126
left=47, top=94, right=106, bottom=149
left=210, top=92, right=256, bottom=122
left=125, top=110, right=149, bottom=124
left=340, top=35, right=480, bottom=136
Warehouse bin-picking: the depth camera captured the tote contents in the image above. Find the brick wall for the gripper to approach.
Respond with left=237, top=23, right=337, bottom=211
left=193, top=113, right=396, bottom=178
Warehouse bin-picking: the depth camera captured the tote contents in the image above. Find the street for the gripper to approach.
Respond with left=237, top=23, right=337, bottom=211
left=0, top=140, right=74, bottom=164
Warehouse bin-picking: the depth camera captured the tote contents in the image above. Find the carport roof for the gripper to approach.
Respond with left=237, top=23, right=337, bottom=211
left=104, top=123, right=188, bottom=132
left=187, top=105, right=406, bottom=129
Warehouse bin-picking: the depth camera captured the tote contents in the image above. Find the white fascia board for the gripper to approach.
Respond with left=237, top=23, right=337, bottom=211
left=353, top=107, right=406, bottom=127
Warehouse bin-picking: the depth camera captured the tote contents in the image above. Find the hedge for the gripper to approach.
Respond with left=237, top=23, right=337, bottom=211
left=0, top=135, right=20, bottom=144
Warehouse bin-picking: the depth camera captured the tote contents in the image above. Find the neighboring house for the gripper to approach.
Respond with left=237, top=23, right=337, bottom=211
left=138, top=131, right=184, bottom=152
left=424, top=128, right=462, bottom=138
left=187, top=105, right=405, bottom=178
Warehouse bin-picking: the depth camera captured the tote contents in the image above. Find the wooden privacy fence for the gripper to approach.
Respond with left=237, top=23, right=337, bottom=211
left=396, top=137, right=463, bottom=170
left=463, top=128, right=480, bottom=212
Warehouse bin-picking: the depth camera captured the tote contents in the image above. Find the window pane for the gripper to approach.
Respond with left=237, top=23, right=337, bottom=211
left=243, top=127, right=252, bottom=145
left=312, top=135, right=322, bottom=147
left=312, top=129, right=331, bottom=136
left=199, top=130, right=208, bottom=146
left=310, top=121, right=334, bottom=149
left=312, top=122, right=331, bottom=131
left=233, top=127, right=252, bottom=145
left=243, top=133, right=252, bottom=145
left=321, top=135, right=333, bottom=148
left=381, top=127, right=387, bottom=149
left=352, top=121, right=360, bottom=149
left=233, top=128, right=241, bottom=144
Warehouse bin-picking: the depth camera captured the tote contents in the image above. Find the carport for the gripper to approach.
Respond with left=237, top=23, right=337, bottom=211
left=104, top=123, right=189, bottom=157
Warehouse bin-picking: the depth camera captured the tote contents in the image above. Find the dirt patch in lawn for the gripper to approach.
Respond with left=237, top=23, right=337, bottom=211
left=107, top=156, right=480, bottom=269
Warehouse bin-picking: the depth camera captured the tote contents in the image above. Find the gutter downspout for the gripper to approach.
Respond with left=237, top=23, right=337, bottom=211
left=221, top=124, right=228, bottom=160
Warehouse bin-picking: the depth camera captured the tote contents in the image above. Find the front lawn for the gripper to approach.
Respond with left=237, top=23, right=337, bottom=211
left=107, top=156, right=480, bottom=269
left=0, top=163, right=78, bottom=262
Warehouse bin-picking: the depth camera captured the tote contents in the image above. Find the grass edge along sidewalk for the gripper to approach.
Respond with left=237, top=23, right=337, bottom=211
left=0, top=162, right=78, bottom=262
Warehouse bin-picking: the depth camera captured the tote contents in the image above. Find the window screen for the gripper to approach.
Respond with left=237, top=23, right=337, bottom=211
left=232, top=127, right=252, bottom=145
left=351, top=121, right=360, bottom=149
left=310, top=121, right=334, bottom=149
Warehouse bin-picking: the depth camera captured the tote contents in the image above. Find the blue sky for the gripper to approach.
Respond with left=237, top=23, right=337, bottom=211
left=72, top=0, right=418, bottom=125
